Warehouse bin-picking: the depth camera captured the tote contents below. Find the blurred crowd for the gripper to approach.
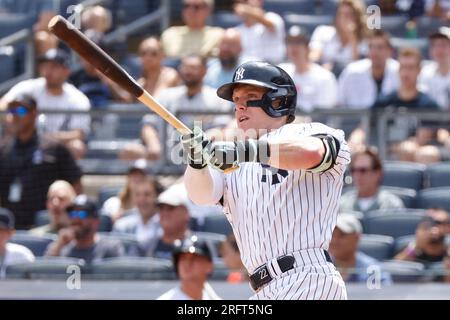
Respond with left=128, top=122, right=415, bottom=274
left=0, top=0, right=449, bottom=299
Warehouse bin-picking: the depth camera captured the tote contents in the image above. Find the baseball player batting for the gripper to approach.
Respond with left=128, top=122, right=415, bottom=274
left=182, top=61, right=350, bottom=300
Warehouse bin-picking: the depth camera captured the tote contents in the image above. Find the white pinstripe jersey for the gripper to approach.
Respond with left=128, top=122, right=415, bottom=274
left=210, top=122, right=351, bottom=274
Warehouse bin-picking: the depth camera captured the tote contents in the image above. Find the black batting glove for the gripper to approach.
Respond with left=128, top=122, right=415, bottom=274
left=180, top=127, right=211, bottom=170
left=207, top=139, right=271, bottom=173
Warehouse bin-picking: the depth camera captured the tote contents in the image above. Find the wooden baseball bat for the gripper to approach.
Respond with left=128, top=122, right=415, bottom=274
left=48, top=15, right=238, bottom=173
left=48, top=15, right=191, bottom=135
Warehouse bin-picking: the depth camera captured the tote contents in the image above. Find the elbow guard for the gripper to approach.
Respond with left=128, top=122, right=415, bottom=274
left=307, top=134, right=340, bottom=173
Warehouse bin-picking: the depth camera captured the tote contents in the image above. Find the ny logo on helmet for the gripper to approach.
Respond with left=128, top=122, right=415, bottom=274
left=234, top=67, right=245, bottom=81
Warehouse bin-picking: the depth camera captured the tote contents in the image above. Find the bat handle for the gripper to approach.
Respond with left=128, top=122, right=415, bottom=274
left=224, top=166, right=240, bottom=174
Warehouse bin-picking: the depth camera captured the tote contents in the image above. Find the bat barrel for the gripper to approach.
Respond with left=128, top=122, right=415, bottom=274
left=48, top=15, right=143, bottom=97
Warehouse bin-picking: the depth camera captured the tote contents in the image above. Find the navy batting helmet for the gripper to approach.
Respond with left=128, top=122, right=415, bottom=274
left=217, top=61, right=297, bottom=123
left=172, top=235, right=212, bottom=275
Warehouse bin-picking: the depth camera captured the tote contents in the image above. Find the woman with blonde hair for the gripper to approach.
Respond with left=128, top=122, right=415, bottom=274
left=309, top=0, right=369, bottom=75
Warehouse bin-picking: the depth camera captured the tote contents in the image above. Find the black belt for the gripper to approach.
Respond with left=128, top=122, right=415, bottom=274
left=249, top=250, right=333, bottom=292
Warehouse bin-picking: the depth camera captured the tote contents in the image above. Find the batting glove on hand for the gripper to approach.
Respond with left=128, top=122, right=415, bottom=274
left=207, top=139, right=271, bottom=173
left=180, top=127, right=211, bottom=170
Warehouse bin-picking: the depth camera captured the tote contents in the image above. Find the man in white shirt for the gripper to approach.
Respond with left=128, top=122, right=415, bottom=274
left=0, top=208, right=35, bottom=278
left=0, top=49, right=91, bottom=159
left=113, top=176, right=161, bottom=251
left=419, top=27, right=450, bottom=111
left=279, top=25, right=338, bottom=112
left=338, top=30, right=399, bottom=109
left=234, top=0, right=286, bottom=64
left=157, top=235, right=221, bottom=300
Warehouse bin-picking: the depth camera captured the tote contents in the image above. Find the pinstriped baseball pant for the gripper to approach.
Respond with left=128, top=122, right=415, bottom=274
left=249, top=248, right=347, bottom=300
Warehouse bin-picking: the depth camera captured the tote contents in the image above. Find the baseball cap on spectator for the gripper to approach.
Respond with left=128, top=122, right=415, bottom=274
left=128, top=158, right=150, bottom=175
left=38, top=48, right=70, bottom=67
left=157, top=183, right=190, bottom=208
left=335, top=214, right=362, bottom=234
left=286, top=25, right=310, bottom=45
left=0, top=208, right=14, bottom=229
left=429, top=26, right=450, bottom=41
left=67, top=195, right=99, bottom=219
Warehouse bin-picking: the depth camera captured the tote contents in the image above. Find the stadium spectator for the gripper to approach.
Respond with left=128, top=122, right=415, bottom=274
left=101, top=159, right=149, bottom=223
left=81, top=5, right=113, bottom=34
left=340, top=147, right=404, bottom=214
left=204, top=28, right=248, bottom=89
left=310, top=0, right=369, bottom=76
left=157, top=235, right=221, bottom=300
left=45, top=195, right=125, bottom=263
left=329, top=213, right=392, bottom=284
left=34, top=31, right=58, bottom=57
left=1, top=48, right=91, bottom=160
left=373, top=47, right=440, bottom=110
left=219, top=233, right=247, bottom=283
left=0, top=207, right=35, bottom=278
left=419, top=27, right=450, bottom=111
left=338, top=30, right=399, bottom=109
left=113, top=177, right=161, bottom=251
left=30, top=180, right=76, bottom=236
left=279, top=25, right=338, bottom=112
left=137, top=36, right=180, bottom=97
left=395, top=208, right=449, bottom=266
left=445, top=249, right=450, bottom=283
left=233, top=0, right=286, bottom=64
left=146, top=183, right=192, bottom=260
left=161, top=0, right=224, bottom=60
left=70, top=29, right=133, bottom=107
left=124, top=54, right=230, bottom=161
left=0, top=96, right=82, bottom=230
left=425, top=0, right=450, bottom=21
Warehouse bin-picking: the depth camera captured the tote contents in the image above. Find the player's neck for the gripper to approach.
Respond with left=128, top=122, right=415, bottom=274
left=181, top=281, right=204, bottom=300
left=294, top=59, right=310, bottom=74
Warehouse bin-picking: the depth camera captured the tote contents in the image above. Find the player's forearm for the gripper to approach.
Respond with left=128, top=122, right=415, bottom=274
left=268, top=137, right=325, bottom=171
left=184, top=166, right=218, bottom=205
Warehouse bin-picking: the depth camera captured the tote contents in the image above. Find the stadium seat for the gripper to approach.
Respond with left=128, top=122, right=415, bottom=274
left=380, top=260, right=425, bottom=282
left=265, top=0, right=316, bottom=15
left=382, top=161, right=426, bottom=190
left=34, top=210, right=112, bottom=232
left=341, top=186, right=417, bottom=208
left=78, top=159, right=133, bottom=175
left=89, top=257, right=174, bottom=280
left=363, top=209, right=426, bottom=238
left=5, top=257, right=86, bottom=279
left=379, top=15, right=408, bottom=37
left=394, top=234, right=415, bottom=255
left=97, top=232, right=142, bottom=256
left=390, top=37, right=429, bottom=58
left=426, top=162, right=450, bottom=188
left=416, top=187, right=450, bottom=212
left=201, top=213, right=233, bottom=236
left=211, top=11, right=241, bottom=28
left=97, top=185, right=122, bottom=207
left=8, top=231, right=56, bottom=257
left=358, top=234, right=395, bottom=261
left=415, top=16, right=445, bottom=38
left=195, top=231, right=226, bottom=258
left=379, top=186, right=417, bottom=208
left=283, top=13, right=333, bottom=34
left=0, top=46, right=16, bottom=83
left=314, top=0, right=339, bottom=15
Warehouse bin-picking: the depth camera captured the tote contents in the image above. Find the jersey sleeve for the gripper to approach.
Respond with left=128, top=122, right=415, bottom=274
left=276, top=123, right=351, bottom=174
left=208, top=167, right=225, bottom=205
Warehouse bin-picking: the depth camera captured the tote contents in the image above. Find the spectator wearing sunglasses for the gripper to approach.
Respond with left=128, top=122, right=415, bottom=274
left=395, top=208, right=449, bottom=266
left=45, top=195, right=125, bottom=263
left=160, top=0, right=224, bottom=61
left=0, top=97, right=82, bottom=230
left=339, top=147, right=404, bottom=214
